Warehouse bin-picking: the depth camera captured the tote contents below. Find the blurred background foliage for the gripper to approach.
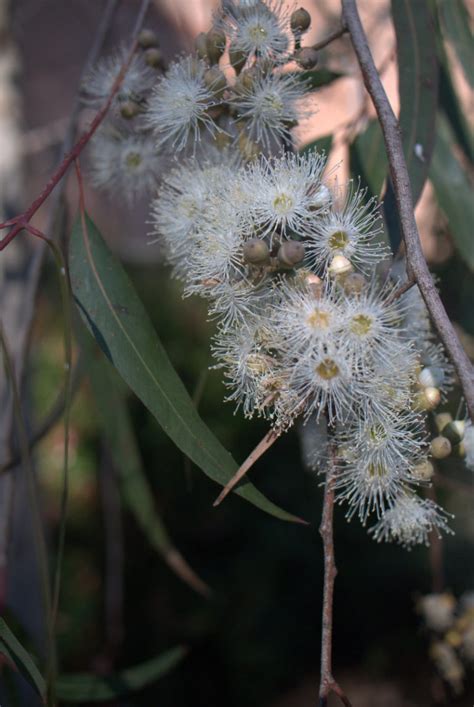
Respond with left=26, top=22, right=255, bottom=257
left=1, top=0, right=473, bottom=705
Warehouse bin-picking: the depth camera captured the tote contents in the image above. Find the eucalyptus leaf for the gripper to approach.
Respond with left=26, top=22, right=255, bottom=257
left=430, top=114, right=474, bottom=271
left=69, top=214, right=304, bottom=524
left=0, top=618, right=45, bottom=701
left=438, top=0, right=474, bottom=88
left=57, top=646, right=186, bottom=702
left=87, top=348, right=210, bottom=595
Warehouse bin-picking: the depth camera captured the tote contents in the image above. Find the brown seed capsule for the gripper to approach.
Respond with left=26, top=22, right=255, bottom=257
left=206, top=28, right=226, bottom=64
left=145, top=48, right=162, bottom=68
left=278, top=240, right=305, bottom=267
left=229, top=42, right=247, bottom=74
left=195, top=32, right=208, bottom=60
left=430, top=436, right=452, bottom=459
left=295, top=47, right=318, bottom=70
left=238, top=133, right=260, bottom=161
left=243, top=238, right=270, bottom=264
left=290, top=8, right=311, bottom=33
left=120, top=100, right=141, bottom=120
left=138, top=29, right=159, bottom=49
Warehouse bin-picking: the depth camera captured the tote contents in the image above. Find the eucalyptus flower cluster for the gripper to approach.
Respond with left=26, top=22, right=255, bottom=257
left=83, top=0, right=465, bottom=549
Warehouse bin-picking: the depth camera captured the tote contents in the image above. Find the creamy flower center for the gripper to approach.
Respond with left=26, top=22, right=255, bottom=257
left=307, top=308, right=330, bottom=329
left=273, top=192, right=294, bottom=214
left=328, top=229, right=349, bottom=250
left=125, top=152, right=142, bottom=169
left=350, top=313, right=373, bottom=336
left=315, top=358, right=339, bottom=380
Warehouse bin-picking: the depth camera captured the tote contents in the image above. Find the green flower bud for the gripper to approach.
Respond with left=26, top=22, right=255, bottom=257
left=120, top=100, right=141, bottom=119
left=229, top=42, right=247, bottom=74
left=430, top=436, right=452, bottom=459
left=343, top=272, right=366, bottom=295
left=290, top=8, right=311, bottom=33
left=278, top=240, right=305, bottom=267
left=206, top=27, right=226, bottom=64
left=204, top=67, right=227, bottom=98
left=442, top=421, right=465, bottom=446
left=435, top=412, right=453, bottom=433
left=243, top=238, right=270, bottom=264
left=295, top=47, right=318, bottom=70
left=138, top=29, right=159, bottom=49
left=195, top=32, right=208, bottom=60
left=145, top=48, right=162, bottom=68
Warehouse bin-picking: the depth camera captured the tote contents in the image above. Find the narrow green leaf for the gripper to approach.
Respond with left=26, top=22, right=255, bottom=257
left=56, top=645, right=186, bottom=702
left=430, top=114, right=474, bottom=271
left=438, top=0, right=474, bottom=88
left=299, top=134, right=332, bottom=158
left=391, top=0, right=439, bottom=205
left=350, top=120, right=387, bottom=198
left=86, top=348, right=210, bottom=595
left=0, top=618, right=45, bottom=701
left=69, top=214, right=304, bottom=524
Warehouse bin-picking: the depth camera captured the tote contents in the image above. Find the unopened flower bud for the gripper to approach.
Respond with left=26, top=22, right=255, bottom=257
left=431, top=436, right=452, bottom=459
left=305, top=273, right=323, bottom=297
left=237, top=68, right=256, bottom=92
left=442, top=421, right=465, bottom=446
left=453, top=441, right=466, bottom=458
left=328, top=255, right=353, bottom=277
left=278, top=240, right=305, bottom=267
left=229, top=42, right=247, bottom=74
left=309, top=184, right=331, bottom=209
left=435, top=412, right=453, bottom=433
left=243, top=238, right=270, bottom=264
left=412, top=459, right=435, bottom=481
left=418, top=366, right=445, bottom=389
left=138, top=29, right=159, bottom=49
left=206, top=27, right=226, bottom=64
left=290, top=8, right=311, bottom=33
left=204, top=67, right=227, bottom=98
left=195, top=32, right=208, bottom=60
left=120, top=100, right=141, bottom=119
left=343, top=272, right=366, bottom=295
left=145, top=48, right=162, bottom=68
left=415, top=386, right=441, bottom=411
left=295, top=47, right=318, bottom=70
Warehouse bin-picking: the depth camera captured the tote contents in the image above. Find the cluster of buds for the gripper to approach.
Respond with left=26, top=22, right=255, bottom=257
left=82, top=0, right=470, bottom=548
left=418, top=592, right=474, bottom=695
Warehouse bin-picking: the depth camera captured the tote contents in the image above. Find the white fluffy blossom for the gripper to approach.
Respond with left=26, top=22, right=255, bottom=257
left=368, top=494, right=453, bottom=548
left=88, top=128, right=164, bottom=201
left=145, top=56, right=223, bottom=151
left=232, top=70, right=307, bottom=149
left=220, top=0, right=291, bottom=61
left=305, top=181, right=388, bottom=274
left=83, top=50, right=156, bottom=109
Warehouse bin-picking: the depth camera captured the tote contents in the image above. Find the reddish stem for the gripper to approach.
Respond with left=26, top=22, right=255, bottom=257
left=0, top=39, right=138, bottom=251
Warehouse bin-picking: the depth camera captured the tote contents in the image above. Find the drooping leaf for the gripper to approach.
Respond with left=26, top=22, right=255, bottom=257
left=69, top=214, right=304, bottom=524
left=430, top=114, right=474, bottom=271
left=56, top=646, right=186, bottom=702
left=387, top=0, right=439, bottom=253
left=437, top=0, right=474, bottom=89
left=350, top=120, right=388, bottom=199
left=86, top=346, right=210, bottom=596
left=391, top=0, right=439, bottom=204
left=0, top=618, right=45, bottom=701
left=299, top=134, right=333, bottom=158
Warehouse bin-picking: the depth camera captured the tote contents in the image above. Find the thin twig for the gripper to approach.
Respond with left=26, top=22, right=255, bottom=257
left=213, top=428, right=281, bottom=507
left=385, top=277, right=416, bottom=305
left=318, top=442, right=352, bottom=707
left=341, top=0, right=474, bottom=422
left=311, top=24, right=347, bottom=52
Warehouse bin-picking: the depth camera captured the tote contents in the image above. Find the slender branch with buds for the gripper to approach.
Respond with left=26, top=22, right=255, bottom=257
left=341, top=0, right=474, bottom=421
